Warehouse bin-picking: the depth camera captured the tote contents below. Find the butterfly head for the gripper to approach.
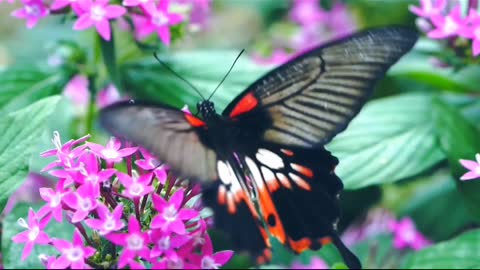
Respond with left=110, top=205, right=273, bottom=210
left=197, top=100, right=217, bottom=120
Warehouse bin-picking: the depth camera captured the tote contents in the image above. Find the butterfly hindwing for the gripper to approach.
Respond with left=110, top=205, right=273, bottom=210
left=223, top=27, right=419, bottom=147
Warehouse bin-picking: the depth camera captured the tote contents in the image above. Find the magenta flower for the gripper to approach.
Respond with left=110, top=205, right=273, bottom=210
left=459, top=154, right=480, bottom=180
left=289, top=0, right=326, bottom=26
left=150, top=232, right=190, bottom=259
left=136, top=148, right=161, bottom=170
left=76, top=152, right=116, bottom=190
left=39, top=179, right=71, bottom=222
left=50, top=0, right=84, bottom=15
left=122, top=0, right=154, bottom=7
left=73, top=0, right=127, bottom=41
left=409, top=0, right=447, bottom=19
left=290, top=257, right=329, bottom=269
left=11, top=208, right=51, bottom=260
left=96, top=84, right=122, bottom=108
left=63, top=183, right=99, bottom=223
left=117, top=172, right=155, bottom=199
left=151, top=189, right=199, bottom=235
left=134, top=2, right=184, bottom=45
left=11, top=0, right=49, bottom=29
left=51, top=229, right=96, bottom=269
left=389, top=217, right=431, bottom=251
left=63, top=74, right=91, bottom=116
left=106, top=216, right=150, bottom=268
left=41, top=132, right=90, bottom=171
left=428, top=6, right=466, bottom=39
left=87, top=137, right=138, bottom=163
left=85, top=203, right=125, bottom=235
left=252, top=49, right=292, bottom=66
left=189, top=234, right=234, bottom=269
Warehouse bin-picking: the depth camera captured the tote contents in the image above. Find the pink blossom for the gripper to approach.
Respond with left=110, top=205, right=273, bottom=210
left=122, top=0, right=154, bottom=8
left=39, top=179, right=71, bottom=222
left=290, top=257, right=329, bottom=269
left=252, top=49, right=292, bottom=66
left=50, top=0, right=84, bottom=14
left=289, top=0, right=326, bottom=26
left=150, top=232, right=190, bottom=259
left=135, top=148, right=161, bottom=170
left=62, top=183, right=99, bottom=223
left=3, top=173, right=52, bottom=216
left=389, top=217, right=431, bottom=251
left=11, top=208, right=51, bottom=260
left=85, top=203, right=125, bottom=235
left=87, top=137, right=137, bottom=163
left=150, top=189, right=199, bottom=235
left=11, top=0, right=49, bottom=29
left=63, top=74, right=91, bottom=116
left=41, top=132, right=90, bottom=171
left=428, top=6, right=466, bottom=39
left=75, top=152, right=116, bottom=190
left=134, top=2, right=184, bottom=45
left=106, top=216, right=150, bottom=268
left=96, top=84, right=122, bottom=108
left=51, top=229, right=96, bottom=269
left=459, top=153, right=480, bottom=180
left=117, top=172, right=155, bottom=200
left=73, top=0, right=127, bottom=41
left=188, top=234, right=234, bottom=269
left=409, top=0, right=447, bottom=19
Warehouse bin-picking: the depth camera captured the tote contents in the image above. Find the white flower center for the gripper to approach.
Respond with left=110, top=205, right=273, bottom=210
left=103, top=218, right=115, bottom=231
left=140, top=0, right=149, bottom=2
left=163, top=205, right=178, bottom=222
left=402, top=229, right=416, bottom=243
left=127, top=234, right=144, bottom=251
left=201, top=256, right=220, bottom=269
left=475, top=28, right=480, bottom=40
left=158, top=236, right=170, bottom=251
left=90, top=6, right=106, bottom=21
left=79, top=198, right=92, bottom=211
left=50, top=193, right=62, bottom=207
left=66, top=247, right=84, bottom=262
left=25, top=5, right=41, bottom=17
left=475, top=166, right=480, bottom=175
left=129, top=183, right=144, bottom=197
left=28, top=226, right=40, bottom=241
left=168, top=258, right=184, bottom=269
left=152, top=12, right=168, bottom=26
left=443, top=17, right=458, bottom=35
left=101, top=148, right=119, bottom=160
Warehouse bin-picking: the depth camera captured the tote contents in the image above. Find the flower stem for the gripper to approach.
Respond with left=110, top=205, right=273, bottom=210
left=74, top=222, right=95, bottom=247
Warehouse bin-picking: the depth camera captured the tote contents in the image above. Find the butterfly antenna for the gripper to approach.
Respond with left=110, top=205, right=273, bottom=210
left=153, top=52, right=205, bottom=100
left=207, top=49, right=245, bottom=101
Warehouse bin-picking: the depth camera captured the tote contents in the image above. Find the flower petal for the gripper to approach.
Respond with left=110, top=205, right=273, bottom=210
left=212, top=250, right=234, bottom=265
left=460, top=159, right=479, bottom=170
left=105, top=6, right=126, bottom=19
left=73, top=14, right=95, bottom=30
left=96, top=20, right=111, bottom=41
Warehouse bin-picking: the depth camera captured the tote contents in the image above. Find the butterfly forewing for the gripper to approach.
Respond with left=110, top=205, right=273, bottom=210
left=223, top=27, right=418, bottom=147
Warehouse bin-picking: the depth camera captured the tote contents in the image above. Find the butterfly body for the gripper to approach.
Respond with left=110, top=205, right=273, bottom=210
left=100, top=27, right=419, bottom=269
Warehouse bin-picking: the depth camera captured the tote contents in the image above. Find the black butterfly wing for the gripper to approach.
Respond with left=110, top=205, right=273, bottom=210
left=223, top=27, right=419, bottom=147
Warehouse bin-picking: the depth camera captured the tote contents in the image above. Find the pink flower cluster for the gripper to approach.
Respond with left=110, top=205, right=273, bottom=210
left=410, top=0, right=480, bottom=56
left=11, top=132, right=233, bottom=269
left=459, top=153, right=480, bottom=181
left=253, top=0, right=356, bottom=65
left=8, top=0, right=211, bottom=44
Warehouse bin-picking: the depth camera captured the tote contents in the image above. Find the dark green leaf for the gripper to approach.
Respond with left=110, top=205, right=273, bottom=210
left=99, top=31, right=121, bottom=92
left=327, top=93, right=445, bottom=189
left=402, top=229, right=480, bottom=269
left=0, top=96, right=60, bottom=212
left=432, top=98, right=480, bottom=220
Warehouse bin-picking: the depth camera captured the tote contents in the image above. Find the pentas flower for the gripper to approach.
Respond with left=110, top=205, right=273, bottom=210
left=96, top=84, right=122, bottom=108
left=389, top=217, right=431, bottom=251
left=63, top=74, right=91, bottom=116
left=341, top=208, right=395, bottom=247
left=428, top=6, right=465, bottom=39
left=12, top=131, right=234, bottom=269
left=459, top=153, right=480, bottom=180
left=289, top=0, right=325, bottom=26
left=410, top=0, right=447, bottom=19
left=12, top=208, right=51, bottom=260
left=11, top=0, right=49, bottom=29
left=290, top=257, right=328, bottom=269
left=50, top=0, right=84, bottom=15
left=73, top=0, right=127, bottom=41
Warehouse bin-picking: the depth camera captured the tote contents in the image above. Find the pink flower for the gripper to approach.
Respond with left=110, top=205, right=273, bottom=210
left=135, top=148, right=161, bottom=170
left=96, top=84, right=122, bottom=108
left=11, top=208, right=51, bottom=260
left=122, top=0, right=154, bottom=7
left=39, top=179, right=71, bottom=222
left=85, top=203, right=125, bottom=235
left=51, top=229, right=96, bottom=269
left=11, top=0, right=49, bottom=29
left=63, top=184, right=99, bottom=223
left=428, top=6, right=466, bottom=39
left=75, top=152, right=116, bottom=191
left=252, top=49, right=292, bottom=66
left=106, top=216, right=150, bottom=268
left=3, top=173, right=52, bottom=216
left=117, top=172, right=155, bottom=200
left=41, top=132, right=90, bottom=171
left=73, top=0, right=127, bottom=41
left=389, top=217, right=431, bottom=251
left=63, top=75, right=91, bottom=116
left=409, top=0, right=447, bottom=19
left=134, top=1, right=184, bottom=45
left=50, top=0, right=84, bottom=14
left=289, top=0, right=326, bottom=26
left=149, top=232, right=190, bottom=259
left=150, top=189, right=199, bottom=235
left=459, top=154, right=480, bottom=180
left=88, top=137, right=137, bottom=163
left=290, top=257, right=329, bottom=269
left=189, top=234, right=234, bottom=269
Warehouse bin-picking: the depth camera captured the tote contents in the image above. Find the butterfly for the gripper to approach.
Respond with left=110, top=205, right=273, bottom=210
left=99, top=26, right=418, bottom=269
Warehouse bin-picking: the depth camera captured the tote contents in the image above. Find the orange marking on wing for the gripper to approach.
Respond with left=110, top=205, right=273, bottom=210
left=319, top=236, right=332, bottom=246
left=226, top=192, right=236, bottom=214
left=276, top=173, right=291, bottom=189
left=257, top=187, right=287, bottom=244
left=266, top=178, right=280, bottom=192
left=217, top=185, right=227, bottom=205
left=281, top=149, right=294, bottom=156
left=288, top=238, right=312, bottom=253
left=230, top=93, right=259, bottom=117
left=184, top=113, right=206, bottom=127
left=291, top=163, right=314, bottom=178
left=288, top=173, right=311, bottom=191
left=256, top=248, right=272, bottom=265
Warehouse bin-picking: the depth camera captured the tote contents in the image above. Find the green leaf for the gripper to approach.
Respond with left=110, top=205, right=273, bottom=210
left=120, top=50, right=270, bottom=111
left=327, top=93, right=445, bottom=189
left=0, top=68, right=68, bottom=113
left=402, top=229, right=480, bottom=269
left=2, top=203, right=75, bottom=269
left=432, top=98, right=480, bottom=220
left=0, top=96, right=61, bottom=212
left=99, top=31, right=121, bottom=92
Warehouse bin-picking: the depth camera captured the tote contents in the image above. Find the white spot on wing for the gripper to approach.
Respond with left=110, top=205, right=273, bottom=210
left=261, top=166, right=275, bottom=183
left=217, top=161, right=231, bottom=185
left=256, top=148, right=284, bottom=169
left=245, top=156, right=264, bottom=189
